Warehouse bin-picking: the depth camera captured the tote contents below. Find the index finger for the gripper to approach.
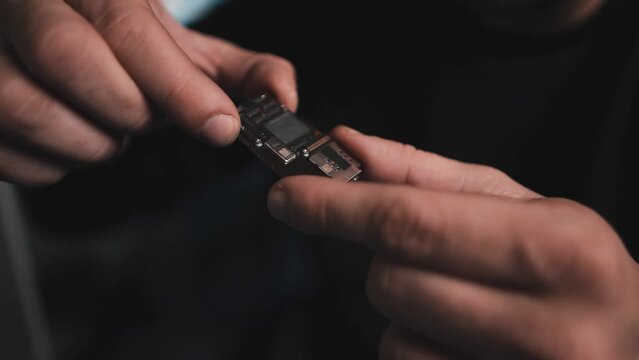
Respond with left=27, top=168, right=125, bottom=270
left=268, top=176, right=568, bottom=286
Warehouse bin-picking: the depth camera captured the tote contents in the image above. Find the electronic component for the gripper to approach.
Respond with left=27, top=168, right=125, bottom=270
left=237, top=95, right=362, bottom=182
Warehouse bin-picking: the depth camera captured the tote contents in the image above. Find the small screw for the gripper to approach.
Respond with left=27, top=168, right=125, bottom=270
left=302, top=149, right=310, bottom=157
left=255, top=139, right=263, bottom=148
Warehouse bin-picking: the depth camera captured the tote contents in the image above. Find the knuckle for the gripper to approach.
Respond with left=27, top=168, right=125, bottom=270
left=531, top=199, right=624, bottom=291
left=1, top=91, right=57, bottom=135
left=567, top=244, right=627, bottom=301
left=401, top=143, right=418, bottom=156
left=510, top=236, right=553, bottom=285
left=366, top=258, right=399, bottom=311
left=62, top=131, right=122, bottom=163
left=549, top=199, right=618, bottom=249
left=477, top=164, right=510, bottom=185
left=128, top=114, right=153, bottom=132
left=544, top=198, right=592, bottom=218
left=377, top=192, right=433, bottom=259
left=312, top=192, right=332, bottom=234
left=567, top=241, right=615, bottom=278
left=469, top=164, right=513, bottom=194
left=398, top=143, right=419, bottom=183
left=539, top=238, right=617, bottom=294
left=117, top=100, right=152, bottom=133
left=541, top=198, right=598, bottom=242
left=94, top=3, right=154, bottom=56
left=397, top=143, right=418, bottom=162
left=122, top=112, right=152, bottom=133
left=378, top=202, right=409, bottom=251
left=85, top=137, right=120, bottom=162
left=28, top=21, right=87, bottom=76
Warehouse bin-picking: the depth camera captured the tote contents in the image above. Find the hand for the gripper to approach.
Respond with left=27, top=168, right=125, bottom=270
left=0, top=0, right=296, bottom=186
left=267, top=126, right=639, bottom=359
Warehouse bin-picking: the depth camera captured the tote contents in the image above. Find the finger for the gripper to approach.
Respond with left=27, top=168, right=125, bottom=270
left=380, top=325, right=460, bottom=360
left=69, top=0, right=241, bottom=146
left=0, top=48, right=121, bottom=162
left=331, top=126, right=539, bottom=199
left=201, top=40, right=298, bottom=111
left=150, top=4, right=298, bottom=110
left=370, top=258, right=534, bottom=359
left=1, top=0, right=151, bottom=131
left=0, top=142, right=65, bottom=187
left=268, top=176, right=570, bottom=285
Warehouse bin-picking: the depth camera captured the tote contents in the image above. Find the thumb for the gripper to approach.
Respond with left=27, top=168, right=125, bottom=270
left=173, top=30, right=298, bottom=111
left=331, top=126, right=540, bottom=199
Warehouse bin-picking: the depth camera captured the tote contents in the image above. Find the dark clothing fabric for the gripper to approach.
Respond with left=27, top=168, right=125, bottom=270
left=19, top=1, right=639, bottom=359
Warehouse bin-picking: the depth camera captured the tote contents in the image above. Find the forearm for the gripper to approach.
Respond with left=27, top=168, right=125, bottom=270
left=467, top=0, right=606, bottom=34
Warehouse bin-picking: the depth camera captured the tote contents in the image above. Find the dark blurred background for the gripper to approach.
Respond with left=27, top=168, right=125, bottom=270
left=3, top=0, right=638, bottom=359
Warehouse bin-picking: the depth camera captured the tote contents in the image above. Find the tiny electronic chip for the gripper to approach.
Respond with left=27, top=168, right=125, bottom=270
left=237, top=95, right=362, bottom=182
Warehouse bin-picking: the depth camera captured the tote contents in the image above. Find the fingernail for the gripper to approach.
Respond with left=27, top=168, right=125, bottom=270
left=199, top=114, right=239, bottom=146
left=267, top=183, right=289, bottom=221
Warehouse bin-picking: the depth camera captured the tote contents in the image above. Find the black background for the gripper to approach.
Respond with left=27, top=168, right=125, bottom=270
left=18, top=1, right=639, bottom=359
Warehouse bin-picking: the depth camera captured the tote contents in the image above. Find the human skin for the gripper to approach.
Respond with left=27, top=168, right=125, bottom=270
left=0, top=0, right=297, bottom=186
left=0, top=0, right=604, bottom=187
left=268, top=126, right=639, bottom=360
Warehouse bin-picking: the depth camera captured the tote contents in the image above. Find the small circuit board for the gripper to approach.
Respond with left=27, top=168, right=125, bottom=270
left=237, top=95, right=362, bottom=182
